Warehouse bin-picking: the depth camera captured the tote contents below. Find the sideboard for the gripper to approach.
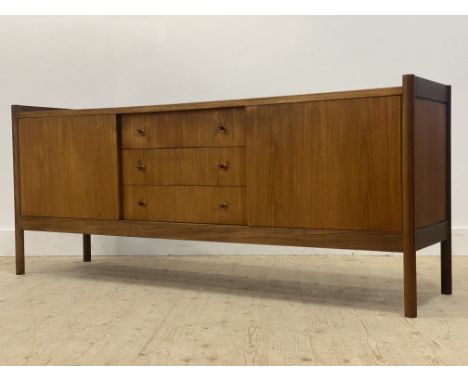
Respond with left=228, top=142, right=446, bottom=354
left=12, top=74, right=451, bottom=317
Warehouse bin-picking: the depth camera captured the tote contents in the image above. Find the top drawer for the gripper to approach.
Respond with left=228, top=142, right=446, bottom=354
left=121, top=108, right=245, bottom=149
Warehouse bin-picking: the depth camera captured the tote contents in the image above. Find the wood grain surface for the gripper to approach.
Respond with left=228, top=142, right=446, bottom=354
left=18, top=114, right=120, bottom=219
left=123, top=185, right=247, bottom=225
left=17, top=87, right=403, bottom=118
left=121, top=108, right=245, bottom=149
left=1, top=255, right=466, bottom=365
left=20, top=216, right=403, bottom=251
left=402, top=74, right=417, bottom=318
left=414, top=98, right=447, bottom=228
left=122, top=147, right=245, bottom=186
left=246, top=96, right=402, bottom=231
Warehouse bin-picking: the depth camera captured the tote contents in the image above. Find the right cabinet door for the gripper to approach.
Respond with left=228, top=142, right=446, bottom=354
left=246, top=96, right=402, bottom=232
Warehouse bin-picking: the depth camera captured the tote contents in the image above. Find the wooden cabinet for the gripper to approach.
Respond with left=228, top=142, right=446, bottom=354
left=12, top=75, right=452, bottom=317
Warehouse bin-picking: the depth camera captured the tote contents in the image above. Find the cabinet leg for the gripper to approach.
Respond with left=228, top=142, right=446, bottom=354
left=16, top=229, right=25, bottom=275
left=441, top=239, right=452, bottom=295
left=83, top=234, right=91, bottom=262
left=403, top=247, right=417, bottom=318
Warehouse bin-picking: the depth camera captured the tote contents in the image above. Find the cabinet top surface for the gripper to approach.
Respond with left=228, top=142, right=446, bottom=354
left=15, top=86, right=402, bottom=119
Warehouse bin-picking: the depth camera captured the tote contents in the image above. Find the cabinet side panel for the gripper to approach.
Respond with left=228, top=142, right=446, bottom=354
left=414, top=99, right=447, bottom=228
left=19, top=115, right=120, bottom=219
left=247, top=96, right=402, bottom=232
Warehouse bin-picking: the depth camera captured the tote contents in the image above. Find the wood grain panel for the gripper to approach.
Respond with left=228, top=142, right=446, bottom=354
left=121, top=108, right=245, bottom=149
left=20, top=216, right=403, bottom=252
left=122, top=147, right=245, bottom=186
left=18, top=115, right=119, bottom=219
left=18, top=87, right=403, bottom=119
left=123, top=186, right=246, bottom=225
left=13, top=105, right=67, bottom=275
left=414, top=98, right=447, bottom=228
left=414, top=77, right=450, bottom=103
left=415, top=222, right=448, bottom=250
left=247, top=96, right=402, bottom=231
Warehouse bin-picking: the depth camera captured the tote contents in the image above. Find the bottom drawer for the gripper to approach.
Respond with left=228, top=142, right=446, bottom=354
left=123, top=185, right=246, bottom=225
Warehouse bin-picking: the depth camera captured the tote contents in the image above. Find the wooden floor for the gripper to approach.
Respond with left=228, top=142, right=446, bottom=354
left=0, top=254, right=467, bottom=365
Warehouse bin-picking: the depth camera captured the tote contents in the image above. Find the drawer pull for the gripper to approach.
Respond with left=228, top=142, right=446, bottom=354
left=136, top=128, right=146, bottom=136
left=218, top=162, right=229, bottom=170
left=137, top=199, right=147, bottom=207
left=218, top=202, right=228, bottom=209
left=136, top=162, right=146, bottom=171
left=217, top=125, right=227, bottom=133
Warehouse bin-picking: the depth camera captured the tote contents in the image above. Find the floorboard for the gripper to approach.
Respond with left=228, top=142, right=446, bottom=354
left=0, top=255, right=466, bottom=365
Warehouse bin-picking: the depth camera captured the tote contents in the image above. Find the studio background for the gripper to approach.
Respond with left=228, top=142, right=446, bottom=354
left=1, top=16, right=467, bottom=256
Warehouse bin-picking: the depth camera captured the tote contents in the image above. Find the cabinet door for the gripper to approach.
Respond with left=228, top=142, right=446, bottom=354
left=19, top=114, right=120, bottom=219
left=247, top=96, right=402, bottom=232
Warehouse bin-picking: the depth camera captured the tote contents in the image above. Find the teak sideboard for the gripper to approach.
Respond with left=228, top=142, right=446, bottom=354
left=12, top=74, right=451, bottom=317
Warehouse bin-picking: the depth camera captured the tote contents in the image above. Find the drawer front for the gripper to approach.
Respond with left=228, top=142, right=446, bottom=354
left=121, top=108, right=245, bottom=149
left=123, top=185, right=246, bottom=225
left=122, top=147, right=245, bottom=186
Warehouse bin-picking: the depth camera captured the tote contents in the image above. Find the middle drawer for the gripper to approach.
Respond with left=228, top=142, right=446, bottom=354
left=122, top=147, right=245, bottom=186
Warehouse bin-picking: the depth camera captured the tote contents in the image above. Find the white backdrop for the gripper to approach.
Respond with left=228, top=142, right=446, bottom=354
left=1, top=16, right=467, bottom=256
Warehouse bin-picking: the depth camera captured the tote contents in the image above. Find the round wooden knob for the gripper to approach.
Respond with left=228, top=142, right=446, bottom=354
left=217, top=125, right=226, bottom=133
left=136, top=163, right=146, bottom=171
left=218, top=162, right=229, bottom=170
left=136, top=128, right=146, bottom=136
left=218, top=202, right=228, bottom=209
left=137, top=199, right=147, bottom=207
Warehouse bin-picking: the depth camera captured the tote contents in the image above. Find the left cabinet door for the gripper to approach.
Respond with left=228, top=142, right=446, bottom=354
left=18, top=114, right=120, bottom=219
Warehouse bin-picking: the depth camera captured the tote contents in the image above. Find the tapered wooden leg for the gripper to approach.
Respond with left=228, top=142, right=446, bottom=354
left=15, top=229, right=25, bottom=275
left=403, top=246, right=417, bottom=318
left=83, top=234, right=91, bottom=262
left=441, top=239, right=452, bottom=295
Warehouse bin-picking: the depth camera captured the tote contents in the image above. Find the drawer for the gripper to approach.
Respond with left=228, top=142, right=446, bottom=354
left=123, top=185, right=246, bottom=225
left=122, top=147, right=245, bottom=186
left=121, top=108, right=245, bottom=149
